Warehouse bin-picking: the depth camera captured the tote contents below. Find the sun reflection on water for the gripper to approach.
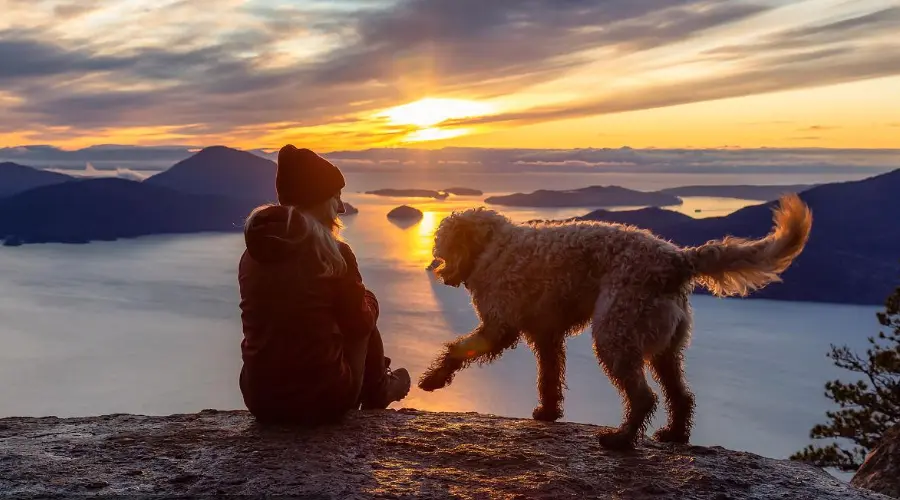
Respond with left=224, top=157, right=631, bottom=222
left=414, top=211, right=440, bottom=262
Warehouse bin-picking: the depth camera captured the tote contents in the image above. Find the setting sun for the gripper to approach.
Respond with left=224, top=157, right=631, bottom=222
left=377, top=98, right=495, bottom=128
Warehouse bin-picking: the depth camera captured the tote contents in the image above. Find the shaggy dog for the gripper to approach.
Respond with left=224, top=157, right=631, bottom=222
left=418, top=194, right=812, bottom=450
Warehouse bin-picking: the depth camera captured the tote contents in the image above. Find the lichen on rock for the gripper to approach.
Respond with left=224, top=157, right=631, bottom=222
left=0, top=409, right=890, bottom=499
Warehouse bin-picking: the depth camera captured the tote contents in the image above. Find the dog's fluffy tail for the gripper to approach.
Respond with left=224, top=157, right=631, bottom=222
left=682, top=194, right=812, bottom=297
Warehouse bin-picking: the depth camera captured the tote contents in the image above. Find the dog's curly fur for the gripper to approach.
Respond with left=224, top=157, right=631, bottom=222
left=418, top=194, right=812, bottom=450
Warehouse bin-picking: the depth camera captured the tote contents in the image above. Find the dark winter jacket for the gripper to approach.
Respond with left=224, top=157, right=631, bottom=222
left=237, top=205, right=378, bottom=422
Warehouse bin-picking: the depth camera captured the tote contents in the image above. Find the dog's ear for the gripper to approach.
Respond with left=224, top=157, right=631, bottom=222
left=433, top=218, right=474, bottom=286
left=450, top=221, right=492, bottom=283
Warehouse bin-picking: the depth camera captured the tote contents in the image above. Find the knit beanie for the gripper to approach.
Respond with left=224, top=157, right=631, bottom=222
left=275, top=144, right=345, bottom=208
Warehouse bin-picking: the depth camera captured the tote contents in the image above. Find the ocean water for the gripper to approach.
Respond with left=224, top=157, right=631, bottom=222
left=0, top=187, right=883, bottom=466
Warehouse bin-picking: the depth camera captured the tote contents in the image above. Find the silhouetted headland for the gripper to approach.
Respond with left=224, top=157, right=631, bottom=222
left=573, top=169, right=900, bottom=305
left=0, top=177, right=255, bottom=245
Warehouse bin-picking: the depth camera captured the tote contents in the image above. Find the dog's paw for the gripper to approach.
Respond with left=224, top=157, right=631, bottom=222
left=596, top=428, right=637, bottom=451
left=417, top=370, right=452, bottom=392
left=652, top=426, right=690, bottom=445
left=532, top=405, right=562, bottom=422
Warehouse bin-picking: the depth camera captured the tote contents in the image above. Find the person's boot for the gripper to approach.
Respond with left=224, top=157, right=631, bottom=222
left=360, top=366, right=411, bottom=410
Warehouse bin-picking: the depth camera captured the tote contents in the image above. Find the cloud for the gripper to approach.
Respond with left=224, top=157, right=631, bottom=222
left=0, top=0, right=898, bottom=147
left=0, top=35, right=130, bottom=81
left=308, top=0, right=768, bottom=89
left=442, top=43, right=900, bottom=128
left=705, top=6, right=900, bottom=58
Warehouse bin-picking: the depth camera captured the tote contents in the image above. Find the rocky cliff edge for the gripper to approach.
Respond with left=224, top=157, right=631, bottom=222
left=0, top=409, right=891, bottom=499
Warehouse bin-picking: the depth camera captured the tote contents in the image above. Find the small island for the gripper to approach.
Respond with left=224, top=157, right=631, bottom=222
left=342, top=202, right=359, bottom=215
left=366, top=187, right=482, bottom=199
left=485, top=186, right=682, bottom=208
left=387, top=205, right=424, bottom=221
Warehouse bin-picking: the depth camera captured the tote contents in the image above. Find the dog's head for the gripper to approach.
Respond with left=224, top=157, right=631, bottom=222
left=430, top=208, right=507, bottom=287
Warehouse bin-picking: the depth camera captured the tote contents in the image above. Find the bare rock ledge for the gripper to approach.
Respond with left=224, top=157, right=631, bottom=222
left=0, top=409, right=889, bottom=499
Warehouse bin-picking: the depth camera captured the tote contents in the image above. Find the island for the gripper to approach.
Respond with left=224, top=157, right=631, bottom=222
left=365, top=187, right=483, bottom=199
left=485, top=186, right=682, bottom=208
left=342, top=202, right=359, bottom=215
left=387, top=205, right=424, bottom=221
left=366, top=189, right=447, bottom=199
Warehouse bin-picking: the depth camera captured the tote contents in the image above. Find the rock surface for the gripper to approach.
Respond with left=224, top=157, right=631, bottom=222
left=852, top=424, right=900, bottom=498
left=0, top=409, right=889, bottom=499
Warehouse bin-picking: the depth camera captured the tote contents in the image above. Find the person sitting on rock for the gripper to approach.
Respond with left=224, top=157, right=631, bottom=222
left=237, top=144, right=411, bottom=424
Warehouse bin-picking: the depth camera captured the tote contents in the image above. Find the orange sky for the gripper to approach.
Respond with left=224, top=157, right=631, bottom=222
left=1, top=0, right=899, bottom=151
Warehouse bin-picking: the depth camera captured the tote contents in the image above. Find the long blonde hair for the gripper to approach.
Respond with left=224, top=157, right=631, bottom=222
left=245, top=196, right=347, bottom=277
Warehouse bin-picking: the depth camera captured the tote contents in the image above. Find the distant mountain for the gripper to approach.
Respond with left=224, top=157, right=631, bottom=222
left=0, top=178, right=256, bottom=245
left=578, top=170, right=900, bottom=305
left=659, top=184, right=817, bottom=201
left=486, top=186, right=682, bottom=208
left=144, top=146, right=276, bottom=203
left=0, top=162, right=73, bottom=198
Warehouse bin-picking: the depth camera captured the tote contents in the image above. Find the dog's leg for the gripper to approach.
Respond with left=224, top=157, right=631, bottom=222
left=591, top=290, right=658, bottom=450
left=595, top=347, right=657, bottom=450
left=649, top=320, right=695, bottom=444
left=532, top=335, right=566, bottom=422
left=418, top=322, right=519, bottom=392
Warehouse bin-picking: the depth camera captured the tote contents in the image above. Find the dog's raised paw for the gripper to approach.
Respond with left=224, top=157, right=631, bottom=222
left=417, top=371, right=451, bottom=392
left=652, top=426, right=690, bottom=444
left=532, top=405, right=562, bottom=422
left=597, top=429, right=637, bottom=451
